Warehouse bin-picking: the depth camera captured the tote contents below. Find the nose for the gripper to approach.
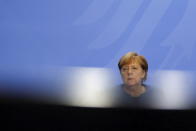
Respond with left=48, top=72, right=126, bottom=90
left=127, top=68, right=133, bottom=75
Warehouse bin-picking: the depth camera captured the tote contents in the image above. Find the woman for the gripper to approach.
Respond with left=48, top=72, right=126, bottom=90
left=118, top=52, right=148, bottom=98
left=115, top=52, right=152, bottom=108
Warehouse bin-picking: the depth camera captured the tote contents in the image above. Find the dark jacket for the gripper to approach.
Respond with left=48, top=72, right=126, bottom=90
left=114, top=84, right=154, bottom=109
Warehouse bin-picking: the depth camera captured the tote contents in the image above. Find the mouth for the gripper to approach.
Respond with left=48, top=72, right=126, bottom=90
left=127, top=78, right=133, bottom=80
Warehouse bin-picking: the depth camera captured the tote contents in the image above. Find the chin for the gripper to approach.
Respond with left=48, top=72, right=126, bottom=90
left=125, top=82, right=137, bottom=87
left=124, top=80, right=136, bottom=86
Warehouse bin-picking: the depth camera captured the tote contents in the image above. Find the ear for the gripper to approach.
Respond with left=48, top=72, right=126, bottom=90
left=141, top=70, right=145, bottom=79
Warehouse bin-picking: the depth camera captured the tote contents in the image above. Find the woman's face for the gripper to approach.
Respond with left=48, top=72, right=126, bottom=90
left=120, top=63, right=145, bottom=87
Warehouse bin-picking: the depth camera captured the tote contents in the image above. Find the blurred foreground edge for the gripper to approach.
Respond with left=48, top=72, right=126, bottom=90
left=1, top=96, right=196, bottom=130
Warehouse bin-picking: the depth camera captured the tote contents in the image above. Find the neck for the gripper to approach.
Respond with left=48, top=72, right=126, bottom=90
left=124, top=83, right=142, bottom=90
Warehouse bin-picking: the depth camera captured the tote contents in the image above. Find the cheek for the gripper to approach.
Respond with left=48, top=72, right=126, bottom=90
left=134, top=73, right=144, bottom=81
left=121, top=73, right=127, bottom=81
left=140, top=72, right=145, bottom=79
left=141, top=70, right=145, bottom=77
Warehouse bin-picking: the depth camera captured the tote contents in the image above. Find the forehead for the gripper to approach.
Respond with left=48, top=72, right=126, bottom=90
left=122, top=63, right=141, bottom=67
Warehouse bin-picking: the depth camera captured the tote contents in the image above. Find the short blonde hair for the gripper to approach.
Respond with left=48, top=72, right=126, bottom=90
left=118, top=52, right=148, bottom=80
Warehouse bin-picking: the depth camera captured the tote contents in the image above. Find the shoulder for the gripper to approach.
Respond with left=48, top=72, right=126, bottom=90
left=141, top=83, right=156, bottom=99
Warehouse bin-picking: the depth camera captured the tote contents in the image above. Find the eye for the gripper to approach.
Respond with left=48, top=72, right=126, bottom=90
left=121, top=67, right=129, bottom=72
left=122, top=68, right=128, bottom=71
left=132, top=67, right=137, bottom=70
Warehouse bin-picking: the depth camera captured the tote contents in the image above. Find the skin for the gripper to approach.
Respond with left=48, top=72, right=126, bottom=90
left=120, top=63, right=146, bottom=97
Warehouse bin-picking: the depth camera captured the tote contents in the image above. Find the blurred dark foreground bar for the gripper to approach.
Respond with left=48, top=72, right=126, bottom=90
left=1, top=97, right=196, bottom=130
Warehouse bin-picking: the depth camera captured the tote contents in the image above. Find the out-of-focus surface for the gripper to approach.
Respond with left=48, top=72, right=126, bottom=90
left=150, top=70, right=195, bottom=109
left=0, top=67, right=196, bottom=110
left=59, top=67, right=116, bottom=107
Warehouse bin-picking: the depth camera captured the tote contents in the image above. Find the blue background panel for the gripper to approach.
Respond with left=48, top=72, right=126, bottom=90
left=1, top=0, right=196, bottom=71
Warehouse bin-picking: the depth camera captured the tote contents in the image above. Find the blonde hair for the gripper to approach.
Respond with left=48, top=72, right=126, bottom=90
left=118, top=52, right=148, bottom=80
